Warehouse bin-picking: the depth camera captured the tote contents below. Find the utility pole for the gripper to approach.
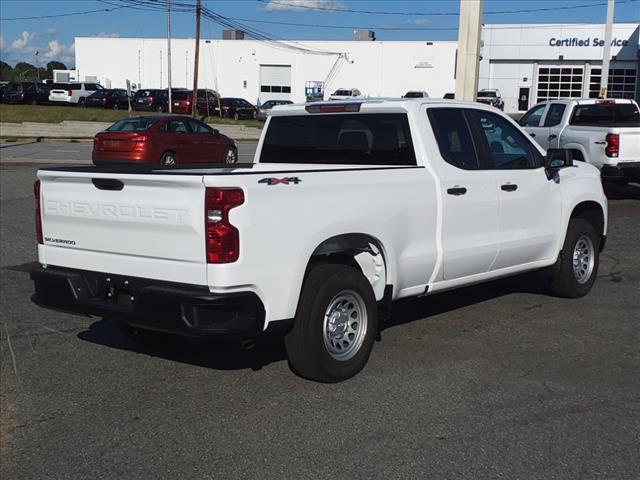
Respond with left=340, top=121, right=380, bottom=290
left=167, top=0, right=173, bottom=113
left=454, top=0, right=483, bottom=102
left=192, top=0, right=202, bottom=117
left=599, top=0, right=615, bottom=98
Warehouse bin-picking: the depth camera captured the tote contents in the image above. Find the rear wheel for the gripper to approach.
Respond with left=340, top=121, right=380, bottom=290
left=233, top=112, right=240, bottom=121
left=112, top=103, right=119, bottom=110
left=251, top=110, right=257, bottom=120
left=550, top=218, right=600, bottom=298
left=30, top=99, right=38, bottom=105
left=157, top=104, right=164, bottom=113
left=78, top=97, right=86, bottom=107
left=285, top=265, right=378, bottom=382
left=160, top=151, right=177, bottom=166
left=223, top=146, right=238, bottom=164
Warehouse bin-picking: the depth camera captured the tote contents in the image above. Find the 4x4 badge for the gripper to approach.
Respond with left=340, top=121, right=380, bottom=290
left=258, top=177, right=302, bottom=185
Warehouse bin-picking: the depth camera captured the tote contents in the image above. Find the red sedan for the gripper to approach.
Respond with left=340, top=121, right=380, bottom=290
left=92, top=116, right=238, bottom=166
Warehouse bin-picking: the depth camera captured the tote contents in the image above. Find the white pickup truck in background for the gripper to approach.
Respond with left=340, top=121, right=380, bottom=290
left=519, top=98, right=640, bottom=184
left=31, top=99, right=607, bottom=382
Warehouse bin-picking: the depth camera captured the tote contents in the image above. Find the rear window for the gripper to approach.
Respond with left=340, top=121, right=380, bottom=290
left=135, top=90, right=161, bottom=98
left=7, top=83, right=22, bottom=92
left=478, top=91, right=497, bottom=98
left=172, top=91, right=190, bottom=100
left=260, top=113, right=416, bottom=165
left=50, top=83, right=69, bottom=90
left=404, top=92, right=425, bottom=98
left=107, top=118, right=157, bottom=132
left=333, top=90, right=353, bottom=96
left=570, top=103, right=640, bottom=127
left=90, top=90, right=108, bottom=97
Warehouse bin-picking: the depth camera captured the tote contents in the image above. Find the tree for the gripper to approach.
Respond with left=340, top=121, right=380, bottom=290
left=46, top=61, right=67, bottom=79
left=13, top=62, right=38, bottom=80
left=0, top=61, right=13, bottom=82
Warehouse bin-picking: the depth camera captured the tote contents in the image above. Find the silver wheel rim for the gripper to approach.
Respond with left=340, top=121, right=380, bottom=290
left=322, top=290, right=368, bottom=361
left=225, top=149, right=237, bottom=164
left=572, top=235, right=595, bottom=284
left=162, top=154, right=175, bottom=166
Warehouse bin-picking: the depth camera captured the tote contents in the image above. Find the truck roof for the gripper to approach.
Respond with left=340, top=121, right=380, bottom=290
left=535, top=98, right=637, bottom=106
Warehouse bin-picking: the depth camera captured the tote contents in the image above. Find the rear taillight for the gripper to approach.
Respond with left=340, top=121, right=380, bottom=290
left=605, top=133, right=619, bottom=157
left=101, top=98, right=106, bottom=103
left=34, top=179, right=43, bottom=244
left=205, top=188, right=244, bottom=263
left=67, top=90, right=72, bottom=96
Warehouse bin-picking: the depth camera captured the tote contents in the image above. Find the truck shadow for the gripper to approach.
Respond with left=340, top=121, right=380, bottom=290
left=77, top=273, right=551, bottom=373
left=603, top=181, right=640, bottom=200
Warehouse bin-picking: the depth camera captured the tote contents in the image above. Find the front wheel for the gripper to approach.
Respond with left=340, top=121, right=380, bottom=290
left=550, top=218, right=600, bottom=298
left=78, top=98, right=86, bottom=107
left=285, top=265, right=378, bottom=382
left=223, top=146, right=238, bottom=164
left=112, top=103, right=119, bottom=110
left=233, top=112, right=240, bottom=121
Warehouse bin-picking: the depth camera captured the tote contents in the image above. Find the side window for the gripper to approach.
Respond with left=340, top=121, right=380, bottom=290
left=207, top=92, right=216, bottom=102
left=543, top=103, right=567, bottom=127
left=427, top=108, right=479, bottom=170
left=520, top=104, right=546, bottom=126
left=166, top=120, right=190, bottom=134
left=473, top=111, right=542, bottom=169
left=188, top=119, right=212, bottom=134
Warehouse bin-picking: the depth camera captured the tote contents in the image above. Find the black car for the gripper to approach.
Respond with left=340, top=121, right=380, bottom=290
left=220, top=97, right=258, bottom=120
left=256, top=99, right=293, bottom=121
left=3, top=81, right=49, bottom=105
left=85, top=89, right=130, bottom=109
left=132, top=88, right=187, bottom=112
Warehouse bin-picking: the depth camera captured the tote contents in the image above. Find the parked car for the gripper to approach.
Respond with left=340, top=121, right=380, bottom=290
left=403, top=91, right=429, bottom=98
left=256, top=99, right=293, bottom=121
left=48, top=82, right=103, bottom=106
left=220, top=97, right=258, bottom=120
left=328, top=88, right=363, bottom=101
left=519, top=98, right=640, bottom=184
left=132, top=89, right=168, bottom=112
left=3, top=81, right=50, bottom=105
left=171, top=89, right=220, bottom=115
left=92, top=115, right=237, bottom=166
left=476, top=89, right=504, bottom=110
left=85, top=89, right=130, bottom=110
left=33, top=99, right=607, bottom=382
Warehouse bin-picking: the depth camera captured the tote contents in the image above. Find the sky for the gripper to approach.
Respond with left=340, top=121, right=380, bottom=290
left=0, top=0, right=638, bottom=67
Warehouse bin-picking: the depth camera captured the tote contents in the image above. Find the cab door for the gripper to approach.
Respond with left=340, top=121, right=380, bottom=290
left=469, top=110, right=562, bottom=270
left=427, top=107, right=500, bottom=280
left=519, top=103, right=549, bottom=148
left=540, top=102, right=568, bottom=149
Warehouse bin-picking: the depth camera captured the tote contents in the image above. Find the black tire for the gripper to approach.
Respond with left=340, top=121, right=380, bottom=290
left=116, top=320, right=176, bottom=348
left=157, top=104, right=165, bottom=113
left=550, top=218, right=600, bottom=298
left=223, top=146, right=238, bottom=164
left=78, top=97, right=86, bottom=107
left=31, top=99, right=38, bottom=105
left=251, top=110, right=257, bottom=120
left=112, top=103, right=119, bottom=110
left=285, top=265, right=378, bottom=383
left=160, top=151, right=177, bottom=166
left=233, top=112, right=239, bottom=121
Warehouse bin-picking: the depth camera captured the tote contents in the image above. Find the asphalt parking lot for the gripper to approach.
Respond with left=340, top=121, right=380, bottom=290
left=1, top=156, right=639, bottom=478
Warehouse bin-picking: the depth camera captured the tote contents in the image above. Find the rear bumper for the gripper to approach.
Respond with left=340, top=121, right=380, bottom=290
left=31, top=266, right=266, bottom=337
left=601, top=162, right=640, bottom=181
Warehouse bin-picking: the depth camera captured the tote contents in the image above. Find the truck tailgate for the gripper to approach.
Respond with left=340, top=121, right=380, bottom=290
left=620, top=128, right=640, bottom=162
left=38, top=170, right=207, bottom=284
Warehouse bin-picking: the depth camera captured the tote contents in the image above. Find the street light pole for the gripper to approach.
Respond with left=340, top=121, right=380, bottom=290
left=454, top=0, right=483, bottom=102
left=192, top=0, right=202, bottom=118
left=599, top=0, right=615, bottom=98
left=167, top=0, right=173, bottom=113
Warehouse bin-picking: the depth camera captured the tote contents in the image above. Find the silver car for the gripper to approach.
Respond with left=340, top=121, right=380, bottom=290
left=256, top=100, right=294, bottom=121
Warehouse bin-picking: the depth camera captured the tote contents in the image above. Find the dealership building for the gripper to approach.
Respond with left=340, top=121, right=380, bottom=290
left=73, top=22, right=639, bottom=114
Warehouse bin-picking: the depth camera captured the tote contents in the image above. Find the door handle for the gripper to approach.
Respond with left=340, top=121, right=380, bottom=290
left=447, top=187, right=467, bottom=196
left=594, top=141, right=606, bottom=145
left=548, top=134, right=557, bottom=140
left=501, top=183, right=518, bottom=192
left=529, top=132, right=536, bottom=137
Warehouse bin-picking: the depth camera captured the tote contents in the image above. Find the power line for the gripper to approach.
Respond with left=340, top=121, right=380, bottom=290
left=0, top=5, right=127, bottom=21
left=257, top=0, right=639, bottom=16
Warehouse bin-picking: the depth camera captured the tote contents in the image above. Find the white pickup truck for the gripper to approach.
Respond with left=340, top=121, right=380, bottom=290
left=519, top=98, right=640, bottom=184
left=31, top=99, right=608, bottom=382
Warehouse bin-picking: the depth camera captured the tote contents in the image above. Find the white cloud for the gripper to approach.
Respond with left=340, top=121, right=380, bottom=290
left=43, top=39, right=75, bottom=65
left=45, top=28, right=58, bottom=37
left=407, top=19, right=431, bottom=26
left=9, top=31, right=35, bottom=52
left=264, top=0, right=345, bottom=12
left=95, top=32, right=120, bottom=38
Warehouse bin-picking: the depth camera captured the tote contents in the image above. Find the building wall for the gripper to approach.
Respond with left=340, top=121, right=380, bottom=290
left=74, top=37, right=457, bottom=103
left=479, top=23, right=640, bottom=112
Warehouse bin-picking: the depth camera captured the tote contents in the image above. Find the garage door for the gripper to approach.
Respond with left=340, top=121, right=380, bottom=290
left=260, top=65, right=291, bottom=101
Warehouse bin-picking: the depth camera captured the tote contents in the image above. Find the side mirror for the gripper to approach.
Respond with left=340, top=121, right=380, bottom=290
left=212, top=129, right=219, bottom=136
left=545, top=148, right=573, bottom=178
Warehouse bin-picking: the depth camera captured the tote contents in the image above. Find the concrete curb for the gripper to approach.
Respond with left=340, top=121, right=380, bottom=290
left=0, top=121, right=263, bottom=141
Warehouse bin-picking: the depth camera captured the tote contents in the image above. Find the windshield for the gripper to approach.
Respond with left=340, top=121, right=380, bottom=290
left=404, top=92, right=425, bottom=98
left=135, top=90, right=161, bottom=98
left=570, top=103, right=640, bottom=127
left=90, top=90, right=108, bottom=98
left=333, top=90, right=353, bottom=96
left=107, top=118, right=157, bottom=132
left=172, top=92, right=190, bottom=101
left=477, top=91, right=497, bottom=98
left=6, top=83, right=22, bottom=92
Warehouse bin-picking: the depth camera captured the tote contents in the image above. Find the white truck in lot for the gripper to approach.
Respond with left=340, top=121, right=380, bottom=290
left=519, top=98, right=640, bottom=184
left=31, top=99, right=608, bottom=382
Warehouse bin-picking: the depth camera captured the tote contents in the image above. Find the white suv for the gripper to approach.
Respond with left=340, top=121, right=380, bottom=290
left=48, top=82, right=103, bottom=106
left=328, top=88, right=363, bottom=101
